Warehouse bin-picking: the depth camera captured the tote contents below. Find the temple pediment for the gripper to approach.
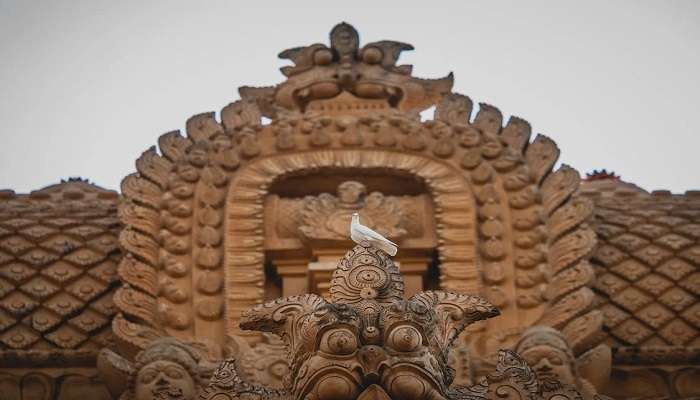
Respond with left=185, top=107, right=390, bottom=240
left=0, top=22, right=697, bottom=400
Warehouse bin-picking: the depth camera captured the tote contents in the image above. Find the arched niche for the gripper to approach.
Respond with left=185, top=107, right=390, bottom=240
left=114, top=96, right=598, bottom=363
left=261, top=167, right=438, bottom=300
left=112, top=23, right=598, bottom=365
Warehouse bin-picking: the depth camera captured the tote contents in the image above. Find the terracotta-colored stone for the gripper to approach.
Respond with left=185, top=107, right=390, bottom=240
left=0, top=22, right=696, bottom=399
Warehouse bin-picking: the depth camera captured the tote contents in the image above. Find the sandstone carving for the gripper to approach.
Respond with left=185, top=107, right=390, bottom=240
left=298, top=181, right=407, bottom=241
left=515, top=326, right=611, bottom=400
left=0, top=21, right=697, bottom=400
left=98, top=338, right=210, bottom=400
left=203, top=241, right=591, bottom=400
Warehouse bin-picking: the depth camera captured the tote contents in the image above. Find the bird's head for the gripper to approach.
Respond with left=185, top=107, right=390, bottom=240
left=351, top=212, right=359, bottom=222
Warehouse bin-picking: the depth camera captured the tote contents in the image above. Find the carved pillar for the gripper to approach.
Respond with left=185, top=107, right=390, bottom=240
left=309, top=249, right=346, bottom=299
left=274, top=259, right=310, bottom=297
left=396, top=256, right=431, bottom=297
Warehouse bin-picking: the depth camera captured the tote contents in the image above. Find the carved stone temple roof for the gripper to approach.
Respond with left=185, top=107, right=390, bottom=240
left=1, top=21, right=699, bottom=400
left=0, top=180, right=120, bottom=357
left=581, top=179, right=700, bottom=360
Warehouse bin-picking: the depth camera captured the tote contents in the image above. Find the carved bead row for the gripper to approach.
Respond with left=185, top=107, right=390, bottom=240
left=155, top=154, right=196, bottom=331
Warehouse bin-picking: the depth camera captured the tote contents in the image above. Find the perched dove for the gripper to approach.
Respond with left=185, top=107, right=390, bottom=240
left=350, top=212, right=398, bottom=256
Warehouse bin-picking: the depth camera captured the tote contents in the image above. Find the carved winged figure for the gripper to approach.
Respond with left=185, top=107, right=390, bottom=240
left=298, top=180, right=407, bottom=241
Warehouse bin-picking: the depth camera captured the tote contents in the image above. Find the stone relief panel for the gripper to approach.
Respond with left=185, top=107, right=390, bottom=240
left=263, top=179, right=436, bottom=299
left=266, top=180, right=433, bottom=248
left=298, top=181, right=406, bottom=241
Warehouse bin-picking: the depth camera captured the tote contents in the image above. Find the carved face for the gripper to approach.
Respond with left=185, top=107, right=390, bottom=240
left=337, top=181, right=366, bottom=204
left=268, top=360, right=290, bottom=380
left=330, top=23, right=359, bottom=56
left=134, top=360, right=196, bottom=400
left=520, top=345, right=575, bottom=385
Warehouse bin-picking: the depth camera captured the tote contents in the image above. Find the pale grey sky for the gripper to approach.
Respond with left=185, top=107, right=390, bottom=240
left=1, top=1, right=698, bottom=193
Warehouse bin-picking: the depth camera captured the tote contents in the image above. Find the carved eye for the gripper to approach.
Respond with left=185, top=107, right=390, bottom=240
left=139, top=368, right=158, bottom=384
left=268, top=361, right=289, bottom=379
left=549, top=355, right=563, bottom=366
left=362, top=47, right=383, bottom=64
left=386, top=325, right=422, bottom=352
left=314, top=49, right=333, bottom=65
left=165, top=366, right=184, bottom=379
left=319, top=329, right=358, bottom=355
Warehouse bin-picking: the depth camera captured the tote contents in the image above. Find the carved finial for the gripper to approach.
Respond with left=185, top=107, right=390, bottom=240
left=273, top=23, right=453, bottom=114
left=584, top=169, right=620, bottom=181
left=330, top=22, right=360, bottom=58
left=330, top=243, right=404, bottom=307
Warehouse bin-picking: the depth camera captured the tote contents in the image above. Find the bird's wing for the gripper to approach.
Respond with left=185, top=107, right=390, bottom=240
left=359, top=225, right=398, bottom=246
left=373, top=240, right=398, bottom=256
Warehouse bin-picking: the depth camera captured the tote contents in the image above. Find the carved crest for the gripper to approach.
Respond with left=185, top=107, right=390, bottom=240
left=274, top=22, right=453, bottom=114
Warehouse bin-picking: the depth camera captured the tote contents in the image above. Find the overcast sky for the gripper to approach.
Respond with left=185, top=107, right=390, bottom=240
left=1, top=1, right=698, bottom=194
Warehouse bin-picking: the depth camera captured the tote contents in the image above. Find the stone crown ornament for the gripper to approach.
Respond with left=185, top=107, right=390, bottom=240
left=244, top=22, right=453, bottom=116
left=203, top=240, right=499, bottom=400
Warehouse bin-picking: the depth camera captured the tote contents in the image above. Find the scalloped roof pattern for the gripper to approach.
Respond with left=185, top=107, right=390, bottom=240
left=582, top=182, right=700, bottom=348
left=0, top=180, right=120, bottom=351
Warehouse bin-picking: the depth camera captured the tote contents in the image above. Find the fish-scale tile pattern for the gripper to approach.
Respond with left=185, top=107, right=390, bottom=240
left=0, top=180, right=120, bottom=350
left=583, top=184, right=700, bottom=348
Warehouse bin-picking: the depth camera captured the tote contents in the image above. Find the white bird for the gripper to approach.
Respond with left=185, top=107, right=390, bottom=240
left=350, top=212, right=398, bottom=256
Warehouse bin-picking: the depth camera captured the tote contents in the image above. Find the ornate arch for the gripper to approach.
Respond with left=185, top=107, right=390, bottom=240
left=223, top=149, right=478, bottom=339
left=113, top=23, right=600, bottom=362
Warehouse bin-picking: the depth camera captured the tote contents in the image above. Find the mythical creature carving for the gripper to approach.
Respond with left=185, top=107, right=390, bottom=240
left=203, top=241, right=499, bottom=400
left=298, top=181, right=407, bottom=241
left=237, top=333, right=290, bottom=389
left=273, top=22, right=453, bottom=114
left=202, top=241, right=591, bottom=400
